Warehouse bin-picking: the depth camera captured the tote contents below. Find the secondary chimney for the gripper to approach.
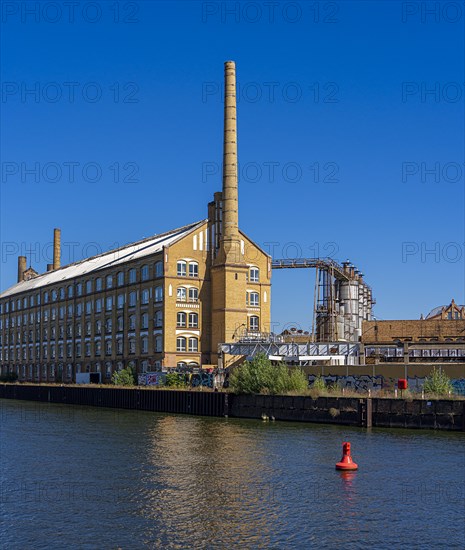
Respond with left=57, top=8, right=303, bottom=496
left=47, top=264, right=54, bottom=272
left=17, top=256, right=27, bottom=283
left=220, top=60, right=241, bottom=262
left=53, top=228, right=61, bottom=270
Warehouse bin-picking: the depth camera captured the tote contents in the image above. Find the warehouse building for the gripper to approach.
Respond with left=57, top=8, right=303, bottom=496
left=0, top=61, right=271, bottom=382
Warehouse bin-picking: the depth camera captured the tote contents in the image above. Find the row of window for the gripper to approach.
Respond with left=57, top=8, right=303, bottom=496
left=0, top=335, right=202, bottom=361
left=0, top=336, right=162, bottom=360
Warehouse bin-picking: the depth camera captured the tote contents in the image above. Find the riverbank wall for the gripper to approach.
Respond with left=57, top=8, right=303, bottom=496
left=1, top=384, right=464, bottom=431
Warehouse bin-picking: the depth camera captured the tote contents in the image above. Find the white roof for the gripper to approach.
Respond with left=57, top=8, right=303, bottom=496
left=1, top=220, right=206, bottom=299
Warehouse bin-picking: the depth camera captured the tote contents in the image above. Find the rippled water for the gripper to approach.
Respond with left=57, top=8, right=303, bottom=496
left=1, top=399, right=464, bottom=549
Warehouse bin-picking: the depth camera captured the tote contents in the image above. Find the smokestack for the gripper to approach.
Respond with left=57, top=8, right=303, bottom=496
left=53, top=228, right=61, bottom=270
left=17, top=256, right=27, bottom=283
left=220, top=61, right=241, bottom=260
left=47, top=264, right=54, bottom=272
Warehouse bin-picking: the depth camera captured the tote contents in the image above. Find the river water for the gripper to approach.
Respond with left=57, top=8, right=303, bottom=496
left=1, top=399, right=464, bottom=549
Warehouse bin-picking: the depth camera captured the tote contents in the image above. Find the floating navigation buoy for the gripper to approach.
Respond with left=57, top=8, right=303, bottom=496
left=335, top=442, right=358, bottom=471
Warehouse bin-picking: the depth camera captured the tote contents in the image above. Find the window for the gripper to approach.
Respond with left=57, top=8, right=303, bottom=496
left=86, top=280, right=92, bottom=294
left=154, top=310, right=163, bottom=327
left=59, top=287, right=65, bottom=300
left=66, top=324, right=72, bottom=337
left=67, top=343, right=72, bottom=358
left=141, top=313, right=148, bottom=329
left=85, top=342, right=91, bottom=357
left=189, top=262, right=199, bottom=277
left=105, top=318, right=112, bottom=333
left=188, top=312, right=198, bottom=328
left=129, top=268, right=136, bottom=283
left=59, top=306, right=65, bottom=320
left=141, top=336, right=148, bottom=354
left=50, top=344, right=56, bottom=359
left=76, top=303, right=82, bottom=316
left=117, top=316, right=124, bottom=332
left=247, top=292, right=259, bottom=307
left=106, top=275, right=113, bottom=289
left=51, top=307, right=57, bottom=321
left=177, top=312, right=187, bottom=328
left=129, top=315, right=136, bottom=330
left=67, top=304, right=73, bottom=316
left=67, top=285, right=74, bottom=298
left=154, top=335, right=162, bottom=353
left=141, top=289, right=149, bottom=304
left=154, top=286, right=163, bottom=302
left=93, top=299, right=102, bottom=313
left=85, top=321, right=91, bottom=336
left=116, top=339, right=123, bottom=354
left=76, top=323, right=82, bottom=337
left=249, top=267, right=259, bottom=282
left=76, top=283, right=82, bottom=296
left=176, top=337, right=186, bottom=352
left=106, top=296, right=113, bottom=311
left=95, top=340, right=101, bottom=356
left=129, top=291, right=136, bottom=307
left=155, top=261, right=163, bottom=278
left=115, top=294, right=124, bottom=309
left=129, top=338, right=136, bottom=354
left=86, top=301, right=92, bottom=315
left=177, top=261, right=187, bottom=277
left=95, top=320, right=102, bottom=335
left=59, top=325, right=64, bottom=339
left=96, top=278, right=102, bottom=291
left=117, top=271, right=124, bottom=286
left=105, top=340, right=112, bottom=355
left=177, top=287, right=186, bottom=302
left=51, top=289, right=57, bottom=301
left=249, top=316, right=259, bottom=331
left=141, top=265, right=149, bottom=281
left=188, top=288, right=198, bottom=302
left=188, top=337, right=198, bottom=352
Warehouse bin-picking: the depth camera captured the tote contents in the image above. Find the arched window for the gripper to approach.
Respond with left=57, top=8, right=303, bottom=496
left=177, top=312, right=187, bottom=328
left=249, top=267, right=259, bottom=282
left=141, top=289, right=149, bottom=304
left=116, top=339, right=123, bottom=354
left=177, top=287, right=187, bottom=302
left=177, top=261, right=187, bottom=277
left=129, top=338, right=136, bottom=354
left=129, top=315, right=136, bottom=330
left=188, top=287, right=198, bottom=302
left=249, top=316, right=259, bottom=331
left=141, top=264, right=149, bottom=281
left=129, top=268, right=136, bottom=283
left=105, top=340, right=112, bottom=355
left=95, top=341, right=101, bottom=356
left=106, top=275, right=113, bottom=289
left=176, top=337, right=186, bottom=352
left=154, top=335, right=163, bottom=352
left=117, top=271, right=124, bottom=286
left=177, top=361, right=187, bottom=369
left=188, top=337, right=198, bottom=352
left=96, top=278, right=103, bottom=291
left=247, top=292, right=259, bottom=306
left=155, top=261, right=163, bottom=278
left=154, top=286, right=163, bottom=303
left=188, top=312, right=198, bottom=328
left=189, top=262, right=199, bottom=277
left=141, top=313, right=148, bottom=329
left=154, top=310, right=163, bottom=327
left=141, top=336, right=148, bottom=354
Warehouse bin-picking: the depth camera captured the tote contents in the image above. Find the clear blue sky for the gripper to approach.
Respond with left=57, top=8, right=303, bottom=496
left=1, top=0, right=464, bottom=331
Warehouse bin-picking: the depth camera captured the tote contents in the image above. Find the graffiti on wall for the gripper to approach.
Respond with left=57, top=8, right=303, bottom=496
left=308, top=374, right=465, bottom=395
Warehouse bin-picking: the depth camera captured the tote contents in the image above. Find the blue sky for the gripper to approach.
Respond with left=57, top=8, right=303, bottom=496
left=1, top=0, right=464, bottom=330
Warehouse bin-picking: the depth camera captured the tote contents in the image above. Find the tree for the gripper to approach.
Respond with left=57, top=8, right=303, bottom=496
left=111, top=366, right=136, bottom=386
left=230, top=353, right=308, bottom=395
left=424, top=367, right=453, bottom=396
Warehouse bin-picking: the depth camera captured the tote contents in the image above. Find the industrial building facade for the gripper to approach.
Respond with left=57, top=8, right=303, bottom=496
left=0, top=61, right=271, bottom=382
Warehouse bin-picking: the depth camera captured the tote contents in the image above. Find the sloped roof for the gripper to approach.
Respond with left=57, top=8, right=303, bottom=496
left=0, top=220, right=206, bottom=299
left=425, top=303, right=465, bottom=319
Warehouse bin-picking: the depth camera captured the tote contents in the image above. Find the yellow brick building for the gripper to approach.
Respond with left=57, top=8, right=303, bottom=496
left=0, top=61, right=271, bottom=382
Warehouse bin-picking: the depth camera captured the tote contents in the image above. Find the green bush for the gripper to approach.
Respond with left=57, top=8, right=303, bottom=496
left=424, top=367, right=453, bottom=396
left=230, top=353, right=308, bottom=395
left=164, top=372, right=187, bottom=388
left=311, top=375, right=326, bottom=392
left=111, top=366, right=136, bottom=386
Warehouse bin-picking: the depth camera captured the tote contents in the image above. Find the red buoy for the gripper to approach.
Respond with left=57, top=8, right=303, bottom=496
left=335, top=441, right=358, bottom=471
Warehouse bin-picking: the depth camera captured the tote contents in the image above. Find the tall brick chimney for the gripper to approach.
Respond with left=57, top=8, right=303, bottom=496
left=53, top=228, right=61, bottom=270
left=17, top=256, right=27, bottom=282
left=217, top=61, right=243, bottom=264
